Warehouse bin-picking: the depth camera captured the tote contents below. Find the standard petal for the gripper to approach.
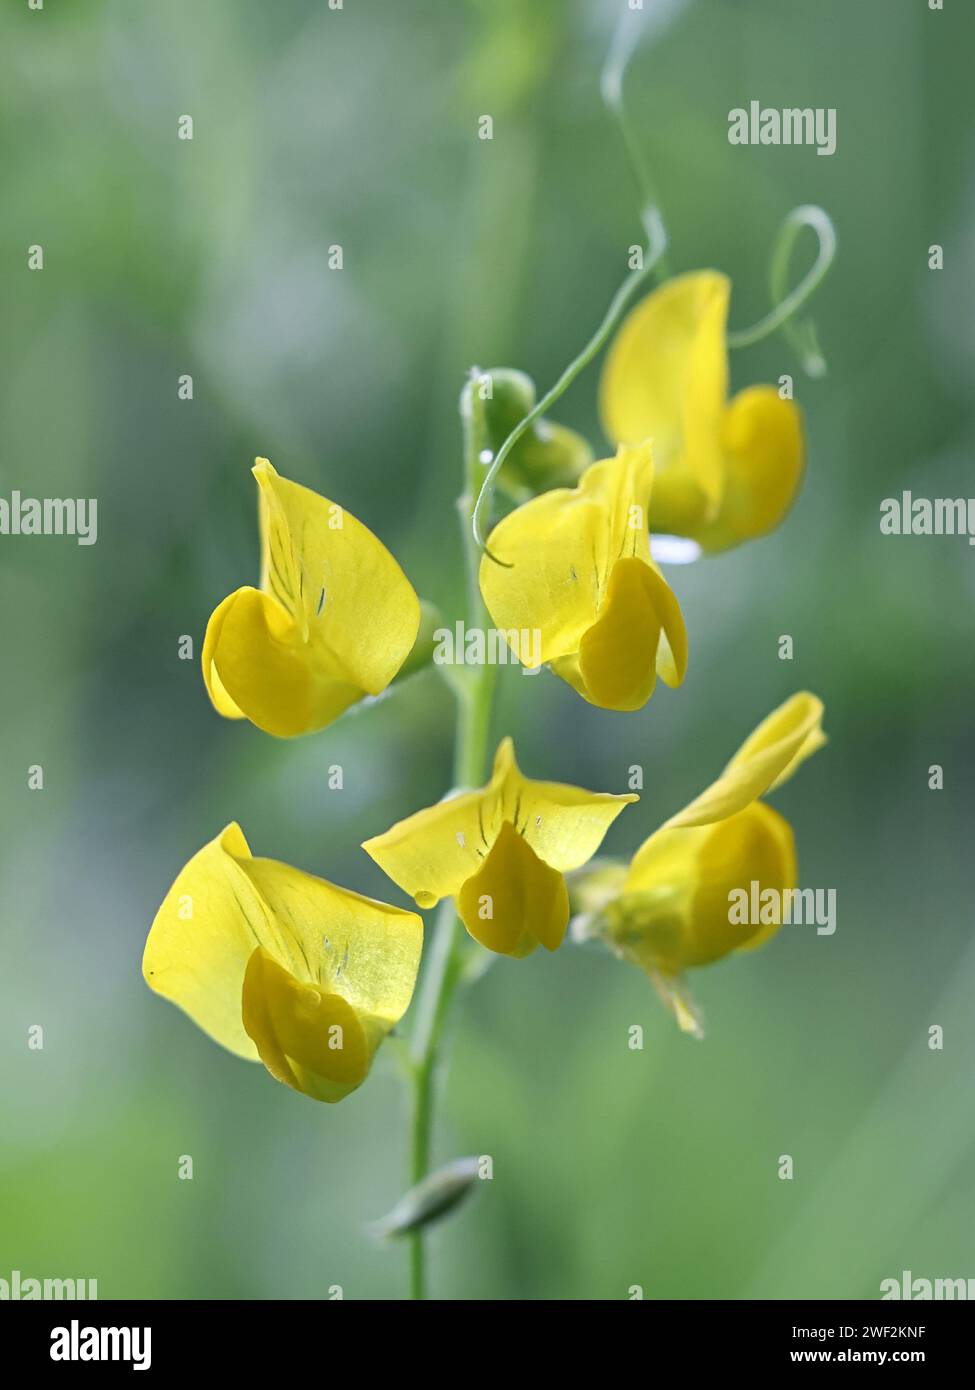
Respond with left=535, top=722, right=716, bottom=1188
left=508, top=793, right=637, bottom=876
left=694, top=387, right=805, bottom=552
left=664, top=692, right=825, bottom=829
left=577, top=442, right=655, bottom=567
left=234, top=854, right=424, bottom=1045
left=361, top=786, right=498, bottom=909
left=143, top=823, right=271, bottom=1060
left=254, top=459, right=420, bottom=694
left=203, top=461, right=421, bottom=736
left=479, top=487, right=607, bottom=666
left=486, top=737, right=638, bottom=873
left=363, top=736, right=637, bottom=905
left=456, top=820, right=569, bottom=955
left=599, top=271, right=730, bottom=511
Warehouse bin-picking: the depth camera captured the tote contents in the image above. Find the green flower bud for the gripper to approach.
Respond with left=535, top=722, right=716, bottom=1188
left=473, top=367, right=594, bottom=498
left=368, top=1156, right=482, bottom=1239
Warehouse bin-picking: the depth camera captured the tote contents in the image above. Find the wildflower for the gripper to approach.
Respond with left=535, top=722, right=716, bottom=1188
left=202, top=459, right=421, bottom=736
left=599, top=271, right=805, bottom=552
left=143, top=824, right=423, bottom=1102
left=478, top=443, right=687, bottom=711
left=362, top=737, right=637, bottom=956
left=575, top=692, right=825, bottom=1034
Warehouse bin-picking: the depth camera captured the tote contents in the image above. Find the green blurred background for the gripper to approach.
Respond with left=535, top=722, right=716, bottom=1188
left=2, top=0, right=973, bottom=1300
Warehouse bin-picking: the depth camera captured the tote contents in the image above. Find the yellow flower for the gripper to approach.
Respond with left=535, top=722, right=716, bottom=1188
left=202, top=459, right=421, bottom=737
left=585, top=692, right=825, bottom=1034
left=599, top=271, right=805, bottom=553
left=143, top=824, right=423, bottom=1102
left=478, top=443, right=687, bottom=711
left=362, top=737, right=637, bottom=957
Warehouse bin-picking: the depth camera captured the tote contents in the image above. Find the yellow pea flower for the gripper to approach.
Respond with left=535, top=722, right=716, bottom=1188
left=478, top=443, right=688, bottom=712
left=599, top=271, right=805, bottom=553
left=143, top=824, right=423, bottom=1102
left=580, top=692, right=825, bottom=1035
left=202, top=459, right=421, bottom=737
left=362, top=737, right=637, bottom=957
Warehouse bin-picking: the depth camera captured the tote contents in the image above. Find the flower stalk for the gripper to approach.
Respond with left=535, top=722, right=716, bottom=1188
left=405, top=370, right=497, bottom=1300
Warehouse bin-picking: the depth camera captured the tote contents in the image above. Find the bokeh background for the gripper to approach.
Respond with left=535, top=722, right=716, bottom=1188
left=2, top=0, right=974, bottom=1301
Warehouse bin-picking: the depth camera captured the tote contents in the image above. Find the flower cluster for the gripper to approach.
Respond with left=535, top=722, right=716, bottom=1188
left=144, top=272, right=823, bottom=1104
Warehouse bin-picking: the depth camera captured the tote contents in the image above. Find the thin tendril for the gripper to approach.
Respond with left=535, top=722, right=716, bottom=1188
left=471, top=1, right=681, bottom=562
left=471, top=216, right=667, bottom=562
left=726, top=204, right=837, bottom=375
left=600, top=0, right=686, bottom=258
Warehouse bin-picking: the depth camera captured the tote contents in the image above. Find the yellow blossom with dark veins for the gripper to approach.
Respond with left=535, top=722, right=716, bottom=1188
left=600, top=271, right=805, bottom=553
left=203, top=459, right=420, bottom=737
left=363, top=738, right=637, bottom=957
left=478, top=443, right=687, bottom=711
left=143, top=824, right=423, bottom=1102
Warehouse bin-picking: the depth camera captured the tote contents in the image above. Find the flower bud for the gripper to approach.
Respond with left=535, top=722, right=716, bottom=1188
left=474, top=367, right=594, bottom=496
left=368, top=1157, right=482, bottom=1239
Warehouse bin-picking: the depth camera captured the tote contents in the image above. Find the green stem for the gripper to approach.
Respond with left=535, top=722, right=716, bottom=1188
left=471, top=232, right=666, bottom=557
left=406, top=373, right=496, bottom=1300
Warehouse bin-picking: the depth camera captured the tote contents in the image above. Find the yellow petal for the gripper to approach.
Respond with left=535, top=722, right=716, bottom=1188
left=203, top=460, right=420, bottom=736
left=726, top=690, right=827, bottom=794
left=201, top=591, right=247, bottom=719
left=684, top=804, right=796, bottom=962
left=479, top=444, right=654, bottom=667
left=599, top=271, right=730, bottom=511
left=499, top=740, right=639, bottom=873
left=694, top=387, right=805, bottom=553
left=361, top=785, right=500, bottom=910
left=202, top=585, right=363, bottom=737
left=664, top=692, right=825, bottom=829
left=555, top=554, right=687, bottom=710
left=362, top=736, right=637, bottom=907
left=479, top=445, right=686, bottom=710
left=616, top=803, right=796, bottom=973
left=241, top=948, right=369, bottom=1103
left=143, top=824, right=262, bottom=1060
left=143, top=824, right=423, bottom=1100
left=456, top=819, right=569, bottom=955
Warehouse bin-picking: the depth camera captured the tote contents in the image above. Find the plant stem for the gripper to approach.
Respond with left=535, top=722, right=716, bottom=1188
left=406, top=373, right=496, bottom=1300
left=471, top=233, right=667, bottom=556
